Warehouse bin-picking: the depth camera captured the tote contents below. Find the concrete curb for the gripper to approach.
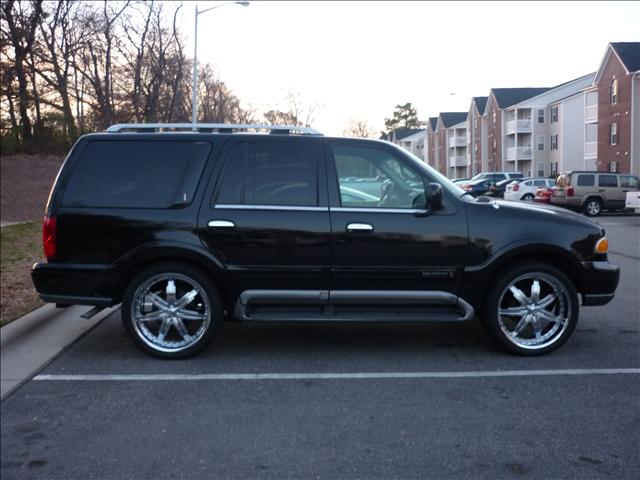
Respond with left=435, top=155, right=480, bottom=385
left=0, top=303, right=118, bottom=400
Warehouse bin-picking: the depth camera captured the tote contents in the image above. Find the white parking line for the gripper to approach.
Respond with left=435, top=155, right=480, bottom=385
left=33, top=368, right=640, bottom=382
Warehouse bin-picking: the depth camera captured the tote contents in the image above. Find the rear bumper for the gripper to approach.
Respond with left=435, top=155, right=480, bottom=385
left=31, top=262, right=117, bottom=306
left=580, top=260, right=620, bottom=306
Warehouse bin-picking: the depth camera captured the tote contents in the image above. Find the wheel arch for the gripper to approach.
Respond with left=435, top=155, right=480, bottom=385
left=114, top=243, right=236, bottom=308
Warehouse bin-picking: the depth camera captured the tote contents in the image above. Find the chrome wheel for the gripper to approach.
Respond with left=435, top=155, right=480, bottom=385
left=131, top=273, right=211, bottom=354
left=585, top=199, right=601, bottom=216
left=497, top=272, right=571, bottom=350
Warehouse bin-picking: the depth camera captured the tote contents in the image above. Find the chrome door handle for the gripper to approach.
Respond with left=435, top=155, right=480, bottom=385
left=208, top=220, right=235, bottom=228
left=346, top=222, right=374, bottom=233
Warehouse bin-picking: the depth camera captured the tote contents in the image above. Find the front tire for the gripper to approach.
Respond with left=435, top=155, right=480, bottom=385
left=482, top=262, right=579, bottom=355
left=521, top=193, right=535, bottom=201
left=122, top=263, right=222, bottom=359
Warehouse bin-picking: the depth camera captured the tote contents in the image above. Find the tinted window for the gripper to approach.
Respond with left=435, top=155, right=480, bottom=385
left=332, top=144, right=425, bottom=209
left=621, top=175, right=639, bottom=188
left=216, top=141, right=318, bottom=206
left=533, top=180, right=546, bottom=187
left=509, top=173, right=524, bottom=179
left=62, top=140, right=209, bottom=208
left=598, top=175, right=618, bottom=187
left=576, top=174, right=595, bottom=187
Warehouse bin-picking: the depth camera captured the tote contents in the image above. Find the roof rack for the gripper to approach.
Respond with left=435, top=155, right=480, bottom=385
left=106, top=123, right=322, bottom=136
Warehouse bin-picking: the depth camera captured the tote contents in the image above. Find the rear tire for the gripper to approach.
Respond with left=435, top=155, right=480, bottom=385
left=583, top=197, right=603, bottom=217
left=122, top=263, right=222, bottom=359
left=482, top=262, right=579, bottom=356
left=521, top=193, right=535, bottom=201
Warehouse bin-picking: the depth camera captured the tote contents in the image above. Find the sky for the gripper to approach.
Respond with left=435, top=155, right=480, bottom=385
left=182, top=1, right=640, bottom=135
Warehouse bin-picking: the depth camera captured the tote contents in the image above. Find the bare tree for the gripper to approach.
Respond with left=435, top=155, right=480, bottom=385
left=1, top=0, right=43, bottom=147
left=343, top=118, right=377, bottom=138
left=264, top=91, right=323, bottom=127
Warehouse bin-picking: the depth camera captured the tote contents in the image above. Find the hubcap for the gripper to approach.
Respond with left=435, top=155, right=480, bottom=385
left=587, top=201, right=600, bottom=215
left=131, top=273, right=211, bottom=353
left=497, top=272, right=571, bottom=350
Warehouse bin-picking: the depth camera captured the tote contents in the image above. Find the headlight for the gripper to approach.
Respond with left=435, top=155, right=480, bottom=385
left=594, top=237, right=609, bottom=254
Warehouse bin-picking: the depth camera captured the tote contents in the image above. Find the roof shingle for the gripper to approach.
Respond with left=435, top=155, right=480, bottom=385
left=491, top=88, right=551, bottom=109
left=439, top=112, right=467, bottom=128
left=611, top=42, right=640, bottom=73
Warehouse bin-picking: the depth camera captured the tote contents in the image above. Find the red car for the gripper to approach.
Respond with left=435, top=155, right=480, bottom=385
left=534, top=186, right=553, bottom=203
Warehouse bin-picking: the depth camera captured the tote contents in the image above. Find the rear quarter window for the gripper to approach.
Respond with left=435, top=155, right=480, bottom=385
left=61, top=140, right=210, bottom=208
left=576, top=174, right=595, bottom=187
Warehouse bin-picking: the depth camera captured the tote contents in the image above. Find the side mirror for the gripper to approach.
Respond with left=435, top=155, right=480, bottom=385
left=426, top=182, right=443, bottom=210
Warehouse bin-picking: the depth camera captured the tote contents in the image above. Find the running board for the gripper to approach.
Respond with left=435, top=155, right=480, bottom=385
left=233, top=290, right=475, bottom=323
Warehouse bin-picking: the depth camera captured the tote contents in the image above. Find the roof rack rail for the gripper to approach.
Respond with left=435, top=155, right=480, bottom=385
left=106, top=123, right=322, bottom=136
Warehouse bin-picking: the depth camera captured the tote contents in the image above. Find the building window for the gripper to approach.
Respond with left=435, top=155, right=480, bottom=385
left=492, top=110, right=496, bottom=125
left=550, top=106, right=558, bottom=123
left=537, top=135, right=545, bottom=151
left=610, top=123, right=618, bottom=145
left=537, top=162, right=545, bottom=177
left=608, top=162, right=618, bottom=173
left=550, top=134, right=558, bottom=150
left=537, top=109, right=545, bottom=123
left=610, top=79, right=618, bottom=104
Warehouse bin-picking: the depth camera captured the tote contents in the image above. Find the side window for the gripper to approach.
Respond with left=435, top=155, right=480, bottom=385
left=331, top=144, right=425, bottom=209
left=598, top=175, right=618, bottom=188
left=621, top=175, right=640, bottom=188
left=576, top=174, right=595, bottom=187
left=62, top=140, right=210, bottom=208
left=216, top=141, right=318, bottom=207
left=533, top=180, right=546, bottom=187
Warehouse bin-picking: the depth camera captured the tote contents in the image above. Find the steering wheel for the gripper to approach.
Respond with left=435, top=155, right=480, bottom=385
left=378, top=179, right=396, bottom=207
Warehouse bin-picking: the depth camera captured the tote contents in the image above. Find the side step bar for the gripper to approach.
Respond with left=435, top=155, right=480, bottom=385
left=233, top=290, right=475, bottom=323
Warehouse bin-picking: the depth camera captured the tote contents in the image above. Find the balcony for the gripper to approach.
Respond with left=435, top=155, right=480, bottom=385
left=584, top=141, right=597, bottom=157
left=506, top=146, right=532, bottom=160
left=449, top=155, right=466, bottom=168
left=448, top=137, right=466, bottom=147
left=505, top=119, right=532, bottom=134
left=585, top=104, right=597, bottom=123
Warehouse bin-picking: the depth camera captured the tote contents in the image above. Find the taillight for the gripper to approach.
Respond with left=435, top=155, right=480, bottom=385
left=567, top=186, right=575, bottom=197
left=43, top=215, right=57, bottom=259
left=512, top=184, right=520, bottom=192
left=464, top=185, right=472, bottom=191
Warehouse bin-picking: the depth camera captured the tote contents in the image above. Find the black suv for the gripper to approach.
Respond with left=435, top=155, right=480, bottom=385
left=32, top=123, right=620, bottom=358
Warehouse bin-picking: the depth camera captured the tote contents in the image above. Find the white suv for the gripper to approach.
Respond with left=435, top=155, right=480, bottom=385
left=504, top=178, right=555, bottom=202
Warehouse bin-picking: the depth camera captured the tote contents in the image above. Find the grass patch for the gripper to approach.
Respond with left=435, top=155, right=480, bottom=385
left=1, top=221, right=44, bottom=326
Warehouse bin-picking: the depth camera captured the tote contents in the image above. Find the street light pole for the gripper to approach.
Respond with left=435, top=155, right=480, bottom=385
left=191, top=1, right=249, bottom=127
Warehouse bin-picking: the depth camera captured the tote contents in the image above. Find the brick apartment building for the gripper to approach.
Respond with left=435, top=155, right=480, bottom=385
left=594, top=42, right=640, bottom=175
left=467, top=97, right=487, bottom=177
left=426, top=117, right=438, bottom=169
left=435, top=112, right=467, bottom=177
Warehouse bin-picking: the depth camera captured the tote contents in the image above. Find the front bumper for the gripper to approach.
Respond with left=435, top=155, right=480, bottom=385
left=580, top=260, right=620, bottom=306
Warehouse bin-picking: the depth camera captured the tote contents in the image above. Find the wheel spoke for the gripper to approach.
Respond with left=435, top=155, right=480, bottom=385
left=509, top=285, right=529, bottom=305
left=137, top=311, right=164, bottom=323
left=157, top=319, right=171, bottom=342
left=536, top=293, right=556, bottom=309
left=531, top=318, right=542, bottom=341
left=511, top=315, right=530, bottom=336
left=148, top=292, right=169, bottom=309
left=499, top=306, right=528, bottom=317
left=173, top=318, right=190, bottom=340
left=175, top=289, right=198, bottom=310
left=530, top=280, right=540, bottom=303
left=537, top=309, right=566, bottom=326
left=177, top=308, right=206, bottom=321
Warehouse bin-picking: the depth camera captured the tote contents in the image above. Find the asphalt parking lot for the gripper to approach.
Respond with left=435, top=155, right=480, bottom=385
left=1, top=215, right=639, bottom=480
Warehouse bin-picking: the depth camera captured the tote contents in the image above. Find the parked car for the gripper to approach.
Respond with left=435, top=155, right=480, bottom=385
left=533, top=186, right=554, bottom=204
left=550, top=171, right=640, bottom=216
left=483, top=178, right=514, bottom=199
left=32, top=123, right=619, bottom=358
left=460, top=171, right=524, bottom=188
left=504, top=178, right=555, bottom=202
left=461, top=178, right=499, bottom=197
left=626, top=191, right=640, bottom=213
left=452, top=178, right=469, bottom=184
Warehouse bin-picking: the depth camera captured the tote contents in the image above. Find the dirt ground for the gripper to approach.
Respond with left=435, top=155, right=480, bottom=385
left=1, top=153, right=65, bottom=223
